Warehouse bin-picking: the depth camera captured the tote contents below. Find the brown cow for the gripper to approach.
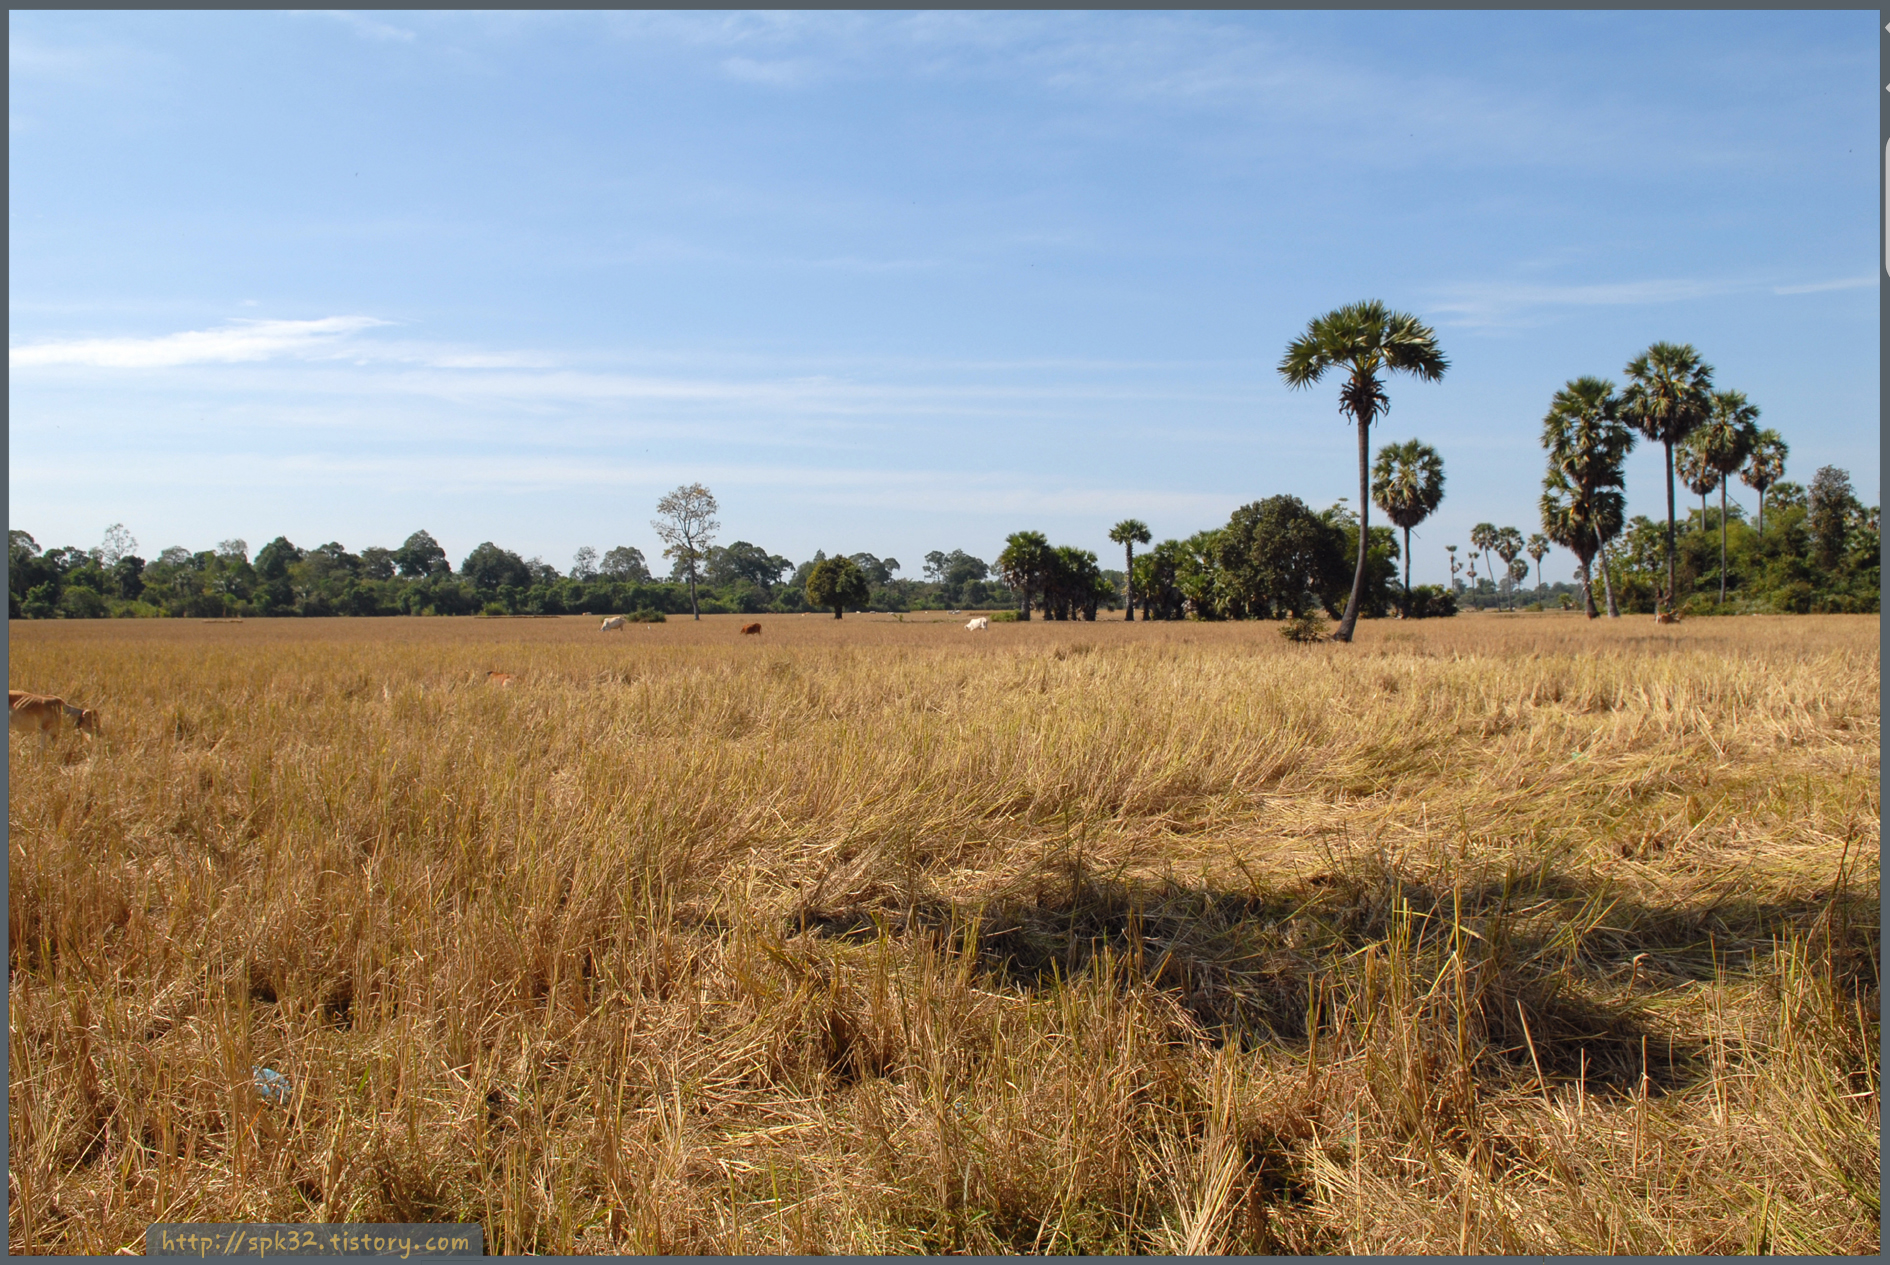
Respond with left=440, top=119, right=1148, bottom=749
left=10, top=690, right=100, bottom=742
left=740, top=623, right=762, bottom=636
left=1654, top=611, right=1679, bottom=625
left=486, top=671, right=516, bottom=687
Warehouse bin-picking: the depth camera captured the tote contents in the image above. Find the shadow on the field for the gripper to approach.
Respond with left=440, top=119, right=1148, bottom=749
left=789, top=853, right=1878, bottom=1096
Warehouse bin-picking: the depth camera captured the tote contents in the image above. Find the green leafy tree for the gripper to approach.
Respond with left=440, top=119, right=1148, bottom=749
left=805, top=554, right=870, bottom=618
left=394, top=530, right=450, bottom=578
left=1695, top=390, right=1759, bottom=603
left=1109, top=519, right=1152, bottom=621
left=1279, top=300, right=1447, bottom=641
left=652, top=482, right=719, bottom=620
left=1807, top=466, right=1857, bottom=572
left=1370, top=440, right=1445, bottom=617
left=1621, top=342, right=1714, bottom=614
left=1739, top=429, right=1788, bottom=534
left=599, top=546, right=651, bottom=581
left=460, top=542, right=531, bottom=595
left=570, top=546, right=598, bottom=581
left=1218, top=495, right=1349, bottom=619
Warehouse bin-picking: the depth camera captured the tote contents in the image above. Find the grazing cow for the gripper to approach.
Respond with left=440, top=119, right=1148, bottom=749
left=1654, top=611, right=1679, bottom=625
left=965, top=617, right=990, bottom=632
left=10, top=691, right=99, bottom=742
left=600, top=616, right=626, bottom=631
left=486, top=671, right=516, bottom=687
left=740, top=623, right=762, bottom=636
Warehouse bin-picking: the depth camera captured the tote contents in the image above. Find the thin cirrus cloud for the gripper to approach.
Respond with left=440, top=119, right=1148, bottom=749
left=1422, top=274, right=1865, bottom=329
left=8, top=315, right=390, bottom=369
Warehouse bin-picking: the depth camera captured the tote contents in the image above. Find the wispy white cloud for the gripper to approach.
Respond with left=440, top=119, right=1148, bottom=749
left=302, top=10, right=417, bottom=43
left=1424, top=273, right=1880, bottom=330
left=1771, top=275, right=1874, bottom=295
left=720, top=56, right=812, bottom=87
left=9, top=316, right=391, bottom=368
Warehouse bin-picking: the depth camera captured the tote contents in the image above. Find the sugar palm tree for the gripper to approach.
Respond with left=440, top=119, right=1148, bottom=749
left=1541, top=470, right=1624, bottom=619
left=1446, top=544, right=1461, bottom=591
left=1526, top=533, right=1550, bottom=599
left=1370, top=439, right=1445, bottom=617
left=1620, top=342, right=1713, bottom=616
left=1542, top=376, right=1634, bottom=619
left=1469, top=522, right=1497, bottom=605
left=1108, top=519, right=1152, bottom=621
left=1674, top=433, right=1720, bottom=533
left=1694, top=390, right=1759, bottom=603
left=1493, top=527, right=1524, bottom=609
left=997, top=530, right=1051, bottom=621
left=1739, top=428, right=1788, bottom=534
left=1280, top=301, right=1448, bottom=641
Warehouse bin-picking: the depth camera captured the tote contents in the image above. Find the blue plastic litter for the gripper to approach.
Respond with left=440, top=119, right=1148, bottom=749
left=252, top=1066, right=292, bottom=1106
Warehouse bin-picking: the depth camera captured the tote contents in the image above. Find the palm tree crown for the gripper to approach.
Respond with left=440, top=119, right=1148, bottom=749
left=1739, top=428, right=1789, bottom=534
left=1280, top=300, right=1446, bottom=641
left=1371, top=439, right=1445, bottom=617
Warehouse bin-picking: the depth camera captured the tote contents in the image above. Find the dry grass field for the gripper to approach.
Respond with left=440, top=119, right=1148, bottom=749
left=8, top=611, right=1879, bottom=1254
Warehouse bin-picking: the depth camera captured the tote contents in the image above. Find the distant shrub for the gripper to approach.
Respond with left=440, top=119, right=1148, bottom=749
left=990, top=610, right=1020, bottom=623
left=626, top=608, right=666, bottom=623
left=1403, top=585, right=1458, bottom=619
left=1279, top=613, right=1329, bottom=643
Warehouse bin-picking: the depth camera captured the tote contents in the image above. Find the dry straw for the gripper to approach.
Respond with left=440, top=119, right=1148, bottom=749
left=8, top=612, right=1879, bottom=1253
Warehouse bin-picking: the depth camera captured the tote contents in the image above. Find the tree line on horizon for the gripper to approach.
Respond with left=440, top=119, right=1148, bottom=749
left=8, top=305, right=1876, bottom=626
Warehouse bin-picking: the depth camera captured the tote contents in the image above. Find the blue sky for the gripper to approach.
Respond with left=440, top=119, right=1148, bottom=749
left=9, top=10, right=1879, bottom=586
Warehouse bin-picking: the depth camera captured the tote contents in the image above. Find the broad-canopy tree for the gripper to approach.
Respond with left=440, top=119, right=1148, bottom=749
left=394, top=530, right=450, bottom=578
left=1279, top=300, right=1447, bottom=641
left=1109, top=519, right=1152, bottom=620
left=599, top=546, right=651, bottom=581
left=1695, top=390, right=1759, bottom=603
left=1621, top=342, right=1713, bottom=614
left=652, top=483, right=720, bottom=620
left=804, top=554, right=870, bottom=618
left=1370, top=439, right=1445, bottom=616
left=1216, top=495, right=1349, bottom=619
left=460, top=542, right=532, bottom=594
left=1739, top=429, right=1789, bottom=534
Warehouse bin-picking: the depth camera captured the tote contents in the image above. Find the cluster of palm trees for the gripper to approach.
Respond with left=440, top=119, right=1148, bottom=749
left=1538, top=342, right=1785, bottom=617
left=996, top=531, right=1112, bottom=620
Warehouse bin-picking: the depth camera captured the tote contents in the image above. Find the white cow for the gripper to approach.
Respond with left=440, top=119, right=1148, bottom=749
left=600, top=616, right=626, bottom=631
left=965, top=616, right=990, bottom=632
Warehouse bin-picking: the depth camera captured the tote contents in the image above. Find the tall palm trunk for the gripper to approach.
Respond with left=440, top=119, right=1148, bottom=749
left=1718, top=482, right=1729, bottom=604
left=1401, top=524, right=1412, bottom=618
left=1334, top=409, right=1371, bottom=642
left=1595, top=533, right=1619, bottom=617
left=1124, top=543, right=1136, bottom=620
left=1662, top=439, right=1677, bottom=616
left=1577, top=557, right=1598, bottom=619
